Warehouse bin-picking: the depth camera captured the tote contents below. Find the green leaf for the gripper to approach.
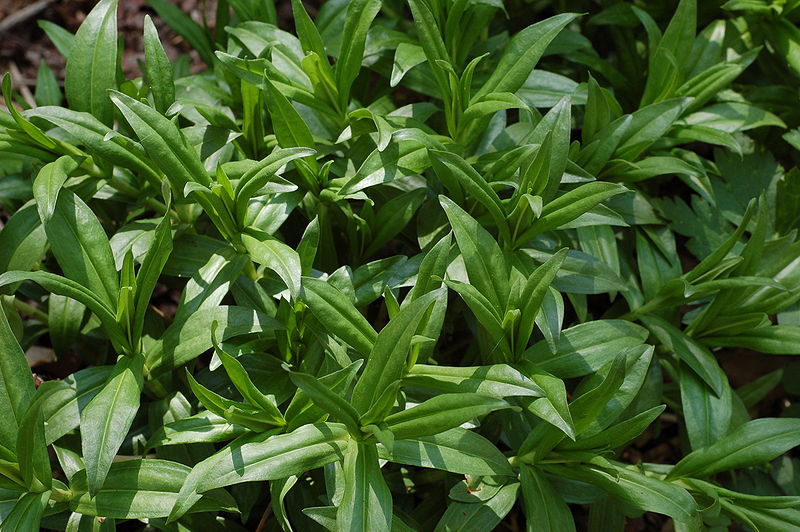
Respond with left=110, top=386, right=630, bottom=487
left=145, top=306, right=281, bottom=377
left=0, top=491, right=50, bottom=532
left=440, top=196, right=509, bottom=313
left=2, top=74, right=57, bottom=150
left=640, top=315, right=725, bottom=396
left=70, top=459, right=236, bottom=518
left=668, top=418, right=800, bottom=479
left=0, top=204, right=47, bottom=276
left=524, top=320, right=649, bottom=378
left=169, top=423, right=349, bottom=521
left=384, top=393, right=510, bottom=440
left=520, top=465, right=576, bottom=532
left=515, top=249, right=567, bottom=354
left=25, top=106, right=161, bottom=184
left=517, top=183, right=627, bottom=242
left=37, top=20, right=74, bottom=58
left=129, top=210, right=172, bottom=347
left=404, top=364, right=544, bottom=398
left=16, top=406, right=50, bottom=492
left=0, top=307, right=35, bottom=454
left=475, top=13, right=581, bottom=98
left=262, top=77, right=317, bottom=155
left=679, top=366, right=732, bottom=451
left=185, top=371, right=275, bottom=432
left=559, top=405, right=666, bottom=451
left=391, top=43, right=426, bottom=87
left=407, top=232, right=452, bottom=301
left=433, top=482, right=519, bottom=532
left=33, top=61, right=61, bottom=107
left=335, top=0, right=382, bottom=108
left=48, top=293, right=85, bottom=355
left=569, top=354, right=627, bottom=435
left=26, top=366, right=111, bottom=446
left=143, top=15, right=175, bottom=114
left=351, top=289, right=444, bottom=413
left=548, top=461, right=699, bottom=523
left=234, top=147, right=315, bottom=223
left=301, top=277, right=377, bottom=355
left=0, top=271, right=125, bottom=350
left=431, top=152, right=509, bottom=241
left=702, top=326, right=800, bottom=354
left=64, top=0, right=118, bottom=125
left=378, top=427, right=513, bottom=476
left=337, top=441, right=393, bottom=532
left=110, top=90, right=211, bottom=189
left=340, top=140, right=430, bottom=195
left=146, top=411, right=247, bottom=448
left=681, top=103, right=786, bottom=133
left=80, top=354, right=144, bottom=495
left=286, top=368, right=361, bottom=434
left=363, top=189, right=427, bottom=258
left=214, top=340, right=284, bottom=425
left=242, top=229, right=302, bottom=299
left=290, top=0, right=329, bottom=62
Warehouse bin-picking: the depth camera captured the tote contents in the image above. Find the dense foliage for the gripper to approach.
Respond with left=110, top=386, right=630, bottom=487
left=1, top=0, right=800, bottom=529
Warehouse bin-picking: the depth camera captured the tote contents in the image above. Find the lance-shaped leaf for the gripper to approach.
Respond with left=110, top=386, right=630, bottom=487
left=516, top=183, right=627, bottom=243
left=0, top=308, right=35, bottom=454
left=242, top=229, right=302, bottom=300
left=110, top=90, right=211, bottom=189
left=25, top=366, right=112, bottom=445
left=286, top=367, right=362, bottom=435
left=0, top=271, right=126, bottom=350
left=404, top=364, right=544, bottom=398
left=0, top=491, right=51, bottom=532
left=26, top=106, right=161, bottom=184
left=440, top=196, right=509, bottom=313
left=434, top=482, right=519, bottom=532
left=515, top=249, right=567, bottom=354
left=430, top=152, right=510, bottom=241
left=703, top=326, right=800, bottom=355
left=378, top=427, right=514, bottom=476
left=475, top=13, right=580, bottom=99
left=301, top=277, right=377, bottom=355
left=33, top=157, right=120, bottom=311
left=559, top=405, right=666, bottom=451
left=547, top=460, right=699, bottom=523
left=520, top=465, right=576, bottom=532
left=64, top=0, right=118, bottom=125
left=351, top=289, right=444, bottom=413
left=234, top=147, right=314, bottom=223
left=640, top=315, right=726, bottom=397
left=337, top=441, right=393, bottom=532
left=145, top=306, right=281, bottom=377
left=146, top=410, right=247, bottom=448
left=335, top=0, right=382, bottom=108
left=169, top=423, right=349, bottom=521
left=147, top=0, right=215, bottom=65
left=668, top=418, right=800, bottom=479
left=16, top=405, right=50, bottom=492
left=80, top=354, right=144, bottom=495
left=679, top=366, right=732, bottom=451
left=384, top=393, right=510, bottom=440
left=70, top=459, right=236, bottom=518
left=524, top=320, right=649, bottom=378
left=143, top=15, right=175, bottom=114
left=214, top=338, right=284, bottom=425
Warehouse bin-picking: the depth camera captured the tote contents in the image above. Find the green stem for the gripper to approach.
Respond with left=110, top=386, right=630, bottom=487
left=13, top=299, right=48, bottom=322
left=50, top=486, right=73, bottom=503
left=618, top=295, right=669, bottom=322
